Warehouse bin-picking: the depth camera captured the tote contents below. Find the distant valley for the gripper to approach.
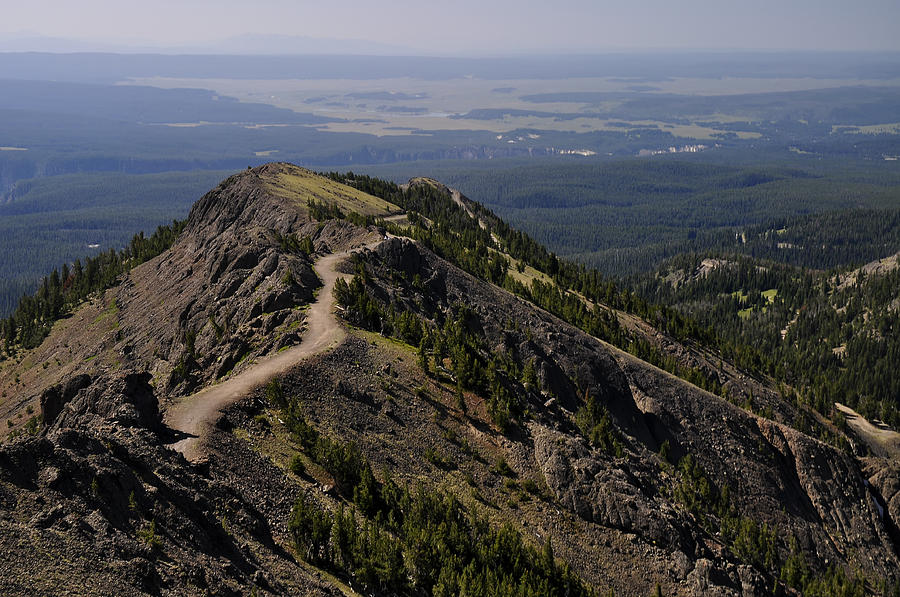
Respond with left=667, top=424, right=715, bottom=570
left=1, top=51, right=899, bottom=321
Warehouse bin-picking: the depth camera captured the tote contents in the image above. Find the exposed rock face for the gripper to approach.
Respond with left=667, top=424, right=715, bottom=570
left=532, top=423, right=689, bottom=550
left=757, top=421, right=892, bottom=560
left=1, top=391, right=339, bottom=595
left=863, top=458, right=900, bottom=540
left=620, top=350, right=900, bottom=584
left=119, top=167, right=324, bottom=396
left=41, top=372, right=160, bottom=432
left=373, top=238, right=652, bottom=442
left=39, top=374, right=92, bottom=429
left=0, top=164, right=380, bottom=415
left=0, top=165, right=389, bottom=594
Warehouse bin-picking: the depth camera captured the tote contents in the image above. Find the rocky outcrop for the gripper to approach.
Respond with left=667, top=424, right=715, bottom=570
left=532, top=423, right=689, bottom=550
left=39, top=374, right=92, bottom=429
left=0, top=164, right=384, bottom=413
left=353, top=236, right=900, bottom=592
left=863, top=457, right=900, bottom=542
left=620, top=349, right=900, bottom=584
left=121, top=171, right=323, bottom=396
left=0, top=165, right=392, bottom=594
left=368, top=237, right=654, bottom=445
left=41, top=372, right=160, bottom=432
left=2, top=369, right=339, bottom=595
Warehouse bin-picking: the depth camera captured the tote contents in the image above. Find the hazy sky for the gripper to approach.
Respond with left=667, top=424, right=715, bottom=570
left=2, top=0, right=899, bottom=54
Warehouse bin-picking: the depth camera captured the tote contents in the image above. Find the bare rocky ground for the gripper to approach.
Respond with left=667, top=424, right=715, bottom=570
left=334, top=237, right=899, bottom=594
left=0, top=369, right=346, bottom=596
left=164, top=238, right=384, bottom=462
left=0, top=165, right=897, bottom=595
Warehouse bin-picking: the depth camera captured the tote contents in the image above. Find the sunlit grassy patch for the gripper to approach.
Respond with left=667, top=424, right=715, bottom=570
left=264, top=166, right=401, bottom=216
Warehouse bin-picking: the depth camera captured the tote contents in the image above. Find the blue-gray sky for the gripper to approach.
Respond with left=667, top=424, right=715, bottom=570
left=1, top=0, right=898, bottom=54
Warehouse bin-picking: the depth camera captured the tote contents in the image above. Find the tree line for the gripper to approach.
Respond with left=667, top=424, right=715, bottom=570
left=329, top=172, right=725, bottom=401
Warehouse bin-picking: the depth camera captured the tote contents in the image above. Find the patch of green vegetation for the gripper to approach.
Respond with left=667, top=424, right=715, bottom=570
left=521, top=478, right=540, bottom=495
left=575, top=388, right=625, bottom=458
left=492, top=456, right=515, bottom=478
left=92, top=298, right=118, bottom=323
left=6, top=414, right=42, bottom=439
left=424, top=446, right=455, bottom=470
left=273, top=229, right=315, bottom=257
left=289, top=454, right=305, bottom=476
left=266, top=167, right=400, bottom=217
left=91, top=298, right=120, bottom=331
left=208, top=314, right=224, bottom=342
left=2, top=219, right=185, bottom=354
left=137, top=519, right=162, bottom=550
left=284, top=413, right=596, bottom=596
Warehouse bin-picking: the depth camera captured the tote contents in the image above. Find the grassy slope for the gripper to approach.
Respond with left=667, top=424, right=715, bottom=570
left=266, top=167, right=401, bottom=216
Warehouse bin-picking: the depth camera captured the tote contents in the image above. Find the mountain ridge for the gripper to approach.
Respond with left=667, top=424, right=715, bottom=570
left=0, top=163, right=896, bottom=595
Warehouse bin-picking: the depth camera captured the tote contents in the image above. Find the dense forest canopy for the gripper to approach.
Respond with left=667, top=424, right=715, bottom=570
left=632, top=253, right=900, bottom=428
left=0, top=171, right=226, bottom=316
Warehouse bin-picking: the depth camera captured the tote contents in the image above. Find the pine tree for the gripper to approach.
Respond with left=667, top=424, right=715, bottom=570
left=418, top=334, right=430, bottom=375
left=541, top=536, right=554, bottom=577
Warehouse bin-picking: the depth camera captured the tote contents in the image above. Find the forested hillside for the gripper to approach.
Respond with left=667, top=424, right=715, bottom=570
left=418, top=158, right=900, bottom=275
left=633, top=253, right=900, bottom=429
left=1, top=164, right=897, bottom=595
left=358, top=156, right=900, bottom=278
left=313, top=171, right=900, bottom=441
left=1, top=220, right=184, bottom=354
left=8, top=165, right=899, bottom=438
left=0, top=171, right=225, bottom=316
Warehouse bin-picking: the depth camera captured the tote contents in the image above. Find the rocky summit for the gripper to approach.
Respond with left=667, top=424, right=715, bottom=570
left=0, top=163, right=897, bottom=596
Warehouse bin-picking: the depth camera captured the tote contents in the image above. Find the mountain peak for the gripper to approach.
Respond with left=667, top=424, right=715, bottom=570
left=181, top=163, right=399, bottom=249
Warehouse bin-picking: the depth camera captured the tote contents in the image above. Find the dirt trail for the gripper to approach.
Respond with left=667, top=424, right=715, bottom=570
left=835, top=402, right=900, bottom=460
left=164, top=242, right=380, bottom=461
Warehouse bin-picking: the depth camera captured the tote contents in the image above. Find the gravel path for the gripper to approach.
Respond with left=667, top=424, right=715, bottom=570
left=164, top=243, right=379, bottom=461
